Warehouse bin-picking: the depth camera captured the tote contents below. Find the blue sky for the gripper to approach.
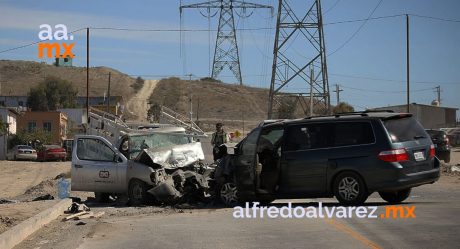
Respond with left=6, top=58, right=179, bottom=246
left=0, top=0, right=459, bottom=113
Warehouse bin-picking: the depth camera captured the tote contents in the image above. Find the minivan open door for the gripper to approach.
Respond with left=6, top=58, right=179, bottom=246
left=232, top=127, right=262, bottom=196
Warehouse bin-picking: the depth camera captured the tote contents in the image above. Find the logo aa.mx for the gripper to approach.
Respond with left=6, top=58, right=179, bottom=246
left=37, top=24, right=75, bottom=59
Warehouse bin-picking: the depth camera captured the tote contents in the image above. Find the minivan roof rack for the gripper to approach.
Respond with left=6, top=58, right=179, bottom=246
left=304, top=110, right=395, bottom=119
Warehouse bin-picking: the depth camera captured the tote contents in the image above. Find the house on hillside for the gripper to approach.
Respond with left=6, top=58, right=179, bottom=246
left=17, top=111, right=68, bottom=144
left=372, top=103, right=458, bottom=129
left=0, top=108, right=19, bottom=160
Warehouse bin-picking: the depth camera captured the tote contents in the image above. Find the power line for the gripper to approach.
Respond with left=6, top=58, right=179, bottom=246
left=410, top=14, right=460, bottom=23
left=329, top=72, right=460, bottom=85
left=0, top=27, right=87, bottom=54
left=323, top=0, right=341, bottom=15
left=2, top=12, right=460, bottom=56
left=327, top=0, right=384, bottom=56
left=341, top=85, right=434, bottom=93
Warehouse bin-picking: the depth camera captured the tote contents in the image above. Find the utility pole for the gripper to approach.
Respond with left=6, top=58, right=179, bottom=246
left=86, top=27, right=90, bottom=123
left=309, top=66, right=314, bottom=117
left=106, top=72, right=111, bottom=113
left=333, top=84, right=343, bottom=105
left=187, top=74, right=193, bottom=127
left=268, top=0, right=330, bottom=118
left=435, top=85, right=441, bottom=105
left=180, top=0, right=272, bottom=85
left=406, top=14, right=410, bottom=113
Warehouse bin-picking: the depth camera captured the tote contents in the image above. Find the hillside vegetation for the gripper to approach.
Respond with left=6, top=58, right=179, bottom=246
left=0, top=60, right=135, bottom=98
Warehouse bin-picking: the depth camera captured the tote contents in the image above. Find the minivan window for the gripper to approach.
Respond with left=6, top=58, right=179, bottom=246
left=333, top=122, right=375, bottom=146
left=240, top=127, right=261, bottom=155
left=383, top=117, right=427, bottom=143
left=285, top=123, right=332, bottom=151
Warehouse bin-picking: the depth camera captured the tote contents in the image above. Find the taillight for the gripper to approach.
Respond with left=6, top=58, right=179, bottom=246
left=378, top=149, right=409, bottom=162
left=429, top=144, right=435, bottom=158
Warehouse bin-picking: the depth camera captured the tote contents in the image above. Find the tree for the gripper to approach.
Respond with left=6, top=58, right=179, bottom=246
left=132, top=76, right=145, bottom=92
left=8, top=129, right=52, bottom=149
left=333, top=102, right=355, bottom=114
left=27, top=76, right=78, bottom=111
left=0, top=117, right=7, bottom=135
left=277, top=97, right=297, bottom=119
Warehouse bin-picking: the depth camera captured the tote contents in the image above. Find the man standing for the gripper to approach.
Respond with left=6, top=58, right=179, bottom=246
left=211, top=122, right=229, bottom=161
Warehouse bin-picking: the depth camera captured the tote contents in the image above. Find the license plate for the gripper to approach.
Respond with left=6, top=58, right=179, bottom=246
left=414, top=151, right=425, bottom=161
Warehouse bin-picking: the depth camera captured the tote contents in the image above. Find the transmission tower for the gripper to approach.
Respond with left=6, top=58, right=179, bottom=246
left=268, top=0, right=330, bottom=118
left=180, top=0, right=273, bottom=85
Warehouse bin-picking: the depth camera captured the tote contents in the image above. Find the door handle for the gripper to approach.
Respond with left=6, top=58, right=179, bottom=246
left=74, top=164, right=83, bottom=168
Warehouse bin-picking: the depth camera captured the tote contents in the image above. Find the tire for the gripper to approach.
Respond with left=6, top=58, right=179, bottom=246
left=379, top=188, right=411, bottom=204
left=333, top=171, right=368, bottom=206
left=94, top=192, right=111, bottom=203
left=218, top=182, right=240, bottom=207
left=128, top=179, right=149, bottom=206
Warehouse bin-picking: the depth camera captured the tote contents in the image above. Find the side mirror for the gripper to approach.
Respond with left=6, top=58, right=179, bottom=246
left=114, top=153, right=124, bottom=163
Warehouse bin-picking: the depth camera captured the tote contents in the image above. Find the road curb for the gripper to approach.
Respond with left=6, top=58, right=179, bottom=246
left=0, top=198, right=72, bottom=249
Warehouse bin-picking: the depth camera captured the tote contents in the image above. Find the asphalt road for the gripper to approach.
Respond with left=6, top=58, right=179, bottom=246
left=15, top=174, right=460, bottom=249
left=10, top=145, right=460, bottom=249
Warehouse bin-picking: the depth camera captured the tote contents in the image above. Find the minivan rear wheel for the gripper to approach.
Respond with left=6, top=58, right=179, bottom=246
left=379, top=188, right=411, bottom=204
left=333, top=172, right=368, bottom=205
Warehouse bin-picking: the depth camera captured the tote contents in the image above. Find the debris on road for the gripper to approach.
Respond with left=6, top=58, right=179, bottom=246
left=62, top=211, right=90, bottom=221
left=441, top=163, right=460, bottom=176
left=32, top=194, right=55, bottom=201
left=0, top=199, right=16, bottom=204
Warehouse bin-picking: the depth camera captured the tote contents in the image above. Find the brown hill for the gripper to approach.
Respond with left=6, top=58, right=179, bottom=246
left=0, top=60, right=135, bottom=98
left=149, top=77, right=271, bottom=132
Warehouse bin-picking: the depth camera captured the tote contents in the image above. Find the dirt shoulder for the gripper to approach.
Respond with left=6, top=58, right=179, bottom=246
left=0, top=161, right=70, bottom=199
left=0, top=161, right=70, bottom=234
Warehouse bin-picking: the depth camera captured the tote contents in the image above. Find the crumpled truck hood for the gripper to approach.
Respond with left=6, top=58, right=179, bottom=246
left=141, top=142, right=205, bottom=169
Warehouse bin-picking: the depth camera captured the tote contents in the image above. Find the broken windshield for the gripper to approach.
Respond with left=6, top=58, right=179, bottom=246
left=128, top=133, right=192, bottom=159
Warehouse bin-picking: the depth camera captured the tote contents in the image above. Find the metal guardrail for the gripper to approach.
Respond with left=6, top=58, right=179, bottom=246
left=160, top=106, right=204, bottom=135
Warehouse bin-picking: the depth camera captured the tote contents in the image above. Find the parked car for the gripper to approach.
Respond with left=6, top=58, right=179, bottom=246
left=215, top=111, right=440, bottom=206
left=425, top=129, right=451, bottom=163
left=7, top=145, right=37, bottom=161
left=37, top=145, right=67, bottom=162
left=62, top=139, right=74, bottom=160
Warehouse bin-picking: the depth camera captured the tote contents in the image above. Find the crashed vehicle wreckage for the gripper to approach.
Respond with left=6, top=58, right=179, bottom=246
left=71, top=134, right=215, bottom=205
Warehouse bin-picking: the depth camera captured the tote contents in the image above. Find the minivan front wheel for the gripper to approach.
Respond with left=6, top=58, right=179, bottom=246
left=219, top=182, right=239, bottom=207
left=333, top=172, right=368, bottom=205
left=379, top=188, right=411, bottom=204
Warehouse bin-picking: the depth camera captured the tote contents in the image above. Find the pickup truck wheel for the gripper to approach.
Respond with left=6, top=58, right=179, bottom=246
left=128, top=179, right=149, bottom=206
left=94, top=192, right=110, bottom=203
left=219, top=182, right=239, bottom=207
left=379, top=188, right=411, bottom=204
left=333, top=172, right=368, bottom=206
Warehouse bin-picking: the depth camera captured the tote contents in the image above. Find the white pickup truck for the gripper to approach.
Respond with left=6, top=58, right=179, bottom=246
left=71, top=134, right=211, bottom=205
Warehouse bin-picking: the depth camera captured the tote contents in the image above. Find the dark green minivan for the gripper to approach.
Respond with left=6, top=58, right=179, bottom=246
left=215, top=111, right=440, bottom=206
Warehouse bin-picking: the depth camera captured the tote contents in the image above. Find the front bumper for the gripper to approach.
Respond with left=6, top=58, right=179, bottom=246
left=16, top=153, right=38, bottom=160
